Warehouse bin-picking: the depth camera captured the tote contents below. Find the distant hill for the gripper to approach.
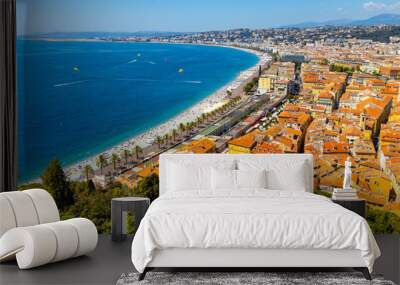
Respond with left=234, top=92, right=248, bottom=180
left=351, top=13, right=400, bottom=26
left=283, top=13, right=400, bottom=28
left=282, top=19, right=352, bottom=29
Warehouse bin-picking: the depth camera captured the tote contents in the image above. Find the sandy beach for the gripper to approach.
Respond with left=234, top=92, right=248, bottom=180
left=63, top=45, right=269, bottom=180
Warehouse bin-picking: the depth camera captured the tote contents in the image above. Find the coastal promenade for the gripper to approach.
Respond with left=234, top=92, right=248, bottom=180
left=63, top=46, right=270, bottom=182
left=85, top=58, right=271, bottom=180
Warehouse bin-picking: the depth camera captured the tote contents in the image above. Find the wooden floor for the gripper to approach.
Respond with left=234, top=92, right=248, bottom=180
left=0, top=235, right=398, bottom=285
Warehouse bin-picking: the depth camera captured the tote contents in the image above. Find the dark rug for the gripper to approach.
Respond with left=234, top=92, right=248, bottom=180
left=116, top=272, right=396, bottom=285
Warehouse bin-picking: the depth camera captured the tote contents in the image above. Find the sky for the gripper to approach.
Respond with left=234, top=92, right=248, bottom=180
left=17, top=0, right=400, bottom=35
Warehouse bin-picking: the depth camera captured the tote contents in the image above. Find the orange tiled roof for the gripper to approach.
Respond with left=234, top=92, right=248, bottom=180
left=364, top=107, right=383, bottom=119
left=181, top=138, right=216, bottom=154
left=318, top=90, right=334, bottom=99
left=367, top=78, right=386, bottom=86
left=266, top=124, right=282, bottom=137
left=228, top=130, right=263, bottom=149
left=284, top=104, right=301, bottom=112
left=278, top=111, right=299, bottom=119
left=380, top=144, right=400, bottom=157
left=344, top=125, right=362, bottom=137
left=386, top=81, right=400, bottom=88
left=284, top=127, right=302, bottom=136
left=380, top=128, right=400, bottom=142
left=323, top=141, right=350, bottom=154
left=381, top=88, right=399, bottom=95
left=340, top=92, right=352, bottom=101
left=275, top=136, right=297, bottom=151
left=251, top=141, right=284, bottom=154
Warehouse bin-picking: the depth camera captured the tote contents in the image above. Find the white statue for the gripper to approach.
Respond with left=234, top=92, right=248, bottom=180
left=343, top=157, right=352, bottom=190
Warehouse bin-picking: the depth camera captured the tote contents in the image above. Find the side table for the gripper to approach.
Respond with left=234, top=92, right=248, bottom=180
left=111, top=197, right=150, bottom=242
left=332, top=198, right=366, bottom=218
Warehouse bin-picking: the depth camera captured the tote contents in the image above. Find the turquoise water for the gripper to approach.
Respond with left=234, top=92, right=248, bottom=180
left=17, top=41, right=259, bottom=182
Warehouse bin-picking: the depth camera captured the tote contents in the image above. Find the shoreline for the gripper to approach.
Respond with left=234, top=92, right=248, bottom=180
left=26, top=41, right=267, bottom=182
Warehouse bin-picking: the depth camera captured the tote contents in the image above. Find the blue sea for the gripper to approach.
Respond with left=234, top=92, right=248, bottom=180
left=17, top=41, right=259, bottom=183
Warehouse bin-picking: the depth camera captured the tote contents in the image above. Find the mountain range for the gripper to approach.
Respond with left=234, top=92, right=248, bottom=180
left=282, top=13, right=400, bottom=28
left=24, top=13, right=400, bottom=39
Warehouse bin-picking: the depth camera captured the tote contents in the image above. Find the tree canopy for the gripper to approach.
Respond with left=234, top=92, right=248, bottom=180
left=133, top=173, right=159, bottom=202
left=41, top=159, right=73, bottom=210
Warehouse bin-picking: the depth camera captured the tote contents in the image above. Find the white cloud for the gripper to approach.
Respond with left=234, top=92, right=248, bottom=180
left=363, top=1, right=400, bottom=11
left=363, top=1, right=387, bottom=10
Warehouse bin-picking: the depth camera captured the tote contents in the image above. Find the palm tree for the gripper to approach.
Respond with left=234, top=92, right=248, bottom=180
left=83, top=164, right=93, bottom=182
left=188, top=122, right=194, bottom=133
left=111, top=153, right=120, bottom=170
left=186, top=122, right=191, bottom=133
left=196, top=116, right=203, bottom=126
left=122, top=149, right=130, bottom=166
left=135, top=145, right=143, bottom=160
left=172, top=129, right=178, bottom=141
left=179, top=123, right=186, bottom=136
left=164, top=133, right=169, bottom=146
left=132, top=146, right=138, bottom=160
left=201, top=113, right=207, bottom=123
left=96, top=154, right=107, bottom=175
left=156, top=135, right=163, bottom=149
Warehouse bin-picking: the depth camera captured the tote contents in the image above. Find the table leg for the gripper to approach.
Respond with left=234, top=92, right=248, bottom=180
left=111, top=201, right=123, bottom=242
left=121, top=210, right=127, bottom=240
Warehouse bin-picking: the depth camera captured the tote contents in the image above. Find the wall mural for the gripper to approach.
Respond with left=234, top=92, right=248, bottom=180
left=17, top=0, right=400, bottom=234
